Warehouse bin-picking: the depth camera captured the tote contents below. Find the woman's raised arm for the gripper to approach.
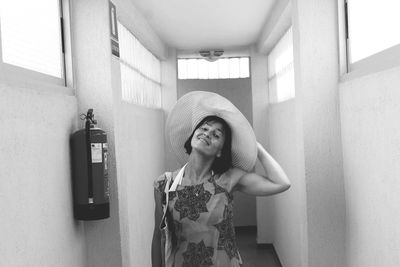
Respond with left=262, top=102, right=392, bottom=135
left=233, top=142, right=291, bottom=196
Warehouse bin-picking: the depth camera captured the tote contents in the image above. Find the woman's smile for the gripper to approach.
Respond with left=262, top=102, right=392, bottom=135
left=197, top=134, right=210, bottom=145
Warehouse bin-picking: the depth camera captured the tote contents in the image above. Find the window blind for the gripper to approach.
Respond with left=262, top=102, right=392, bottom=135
left=267, top=26, right=295, bottom=103
left=0, top=0, right=63, bottom=78
left=118, top=21, right=161, bottom=108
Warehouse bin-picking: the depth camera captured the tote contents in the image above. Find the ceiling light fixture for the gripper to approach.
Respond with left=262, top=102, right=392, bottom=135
left=199, top=50, right=224, bottom=62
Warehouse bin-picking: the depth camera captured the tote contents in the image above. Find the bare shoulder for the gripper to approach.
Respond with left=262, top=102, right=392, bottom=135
left=153, top=173, right=167, bottom=191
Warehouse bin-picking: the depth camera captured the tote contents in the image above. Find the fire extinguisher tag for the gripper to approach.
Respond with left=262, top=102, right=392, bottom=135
left=103, top=143, right=108, bottom=171
left=91, top=143, right=103, bottom=163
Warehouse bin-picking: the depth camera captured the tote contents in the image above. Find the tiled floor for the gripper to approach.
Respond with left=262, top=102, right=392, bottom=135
left=236, top=226, right=282, bottom=267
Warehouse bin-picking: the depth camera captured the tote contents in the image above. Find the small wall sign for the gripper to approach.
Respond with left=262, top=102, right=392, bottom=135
left=109, top=1, right=119, bottom=57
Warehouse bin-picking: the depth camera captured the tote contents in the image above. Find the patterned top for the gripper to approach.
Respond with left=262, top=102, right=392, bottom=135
left=154, top=171, right=243, bottom=267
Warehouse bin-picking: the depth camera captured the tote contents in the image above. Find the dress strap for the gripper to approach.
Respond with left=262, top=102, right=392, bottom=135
left=169, top=163, right=187, bottom=192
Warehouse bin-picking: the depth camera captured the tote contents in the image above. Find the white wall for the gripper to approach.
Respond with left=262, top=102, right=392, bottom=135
left=267, top=99, right=306, bottom=267
left=177, top=78, right=253, bottom=124
left=291, top=0, right=346, bottom=266
left=177, top=78, right=257, bottom=227
left=257, top=0, right=345, bottom=265
left=114, top=0, right=168, bottom=60
left=114, top=102, right=165, bottom=267
left=261, top=2, right=400, bottom=266
left=340, top=66, right=400, bottom=267
left=162, top=48, right=180, bottom=172
left=70, top=0, right=170, bottom=266
left=0, top=84, right=86, bottom=267
left=70, top=1, right=123, bottom=266
left=0, top=0, right=170, bottom=266
left=112, top=3, right=174, bottom=266
left=250, top=47, right=275, bottom=243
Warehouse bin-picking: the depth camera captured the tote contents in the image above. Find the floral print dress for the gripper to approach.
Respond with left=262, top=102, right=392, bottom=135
left=154, top=170, right=243, bottom=267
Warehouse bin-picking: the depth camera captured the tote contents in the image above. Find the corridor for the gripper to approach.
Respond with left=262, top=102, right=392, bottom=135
left=1, top=0, right=400, bottom=267
left=236, top=227, right=282, bottom=267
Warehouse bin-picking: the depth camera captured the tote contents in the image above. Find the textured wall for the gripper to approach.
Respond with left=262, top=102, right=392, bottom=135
left=177, top=78, right=257, bottom=227
left=1, top=0, right=170, bottom=266
left=70, top=1, right=122, bottom=266
left=292, top=0, right=345, bottom=266
left=267, top=99, right=306, bottom=267
left=250, top=47, right=275, bottom=243
left=161, top=48, right=180, bottom=172
left=70, top=0, right=170, bottom=266
left=340, top=66, right=400, bottom=267
left=177, top=78, right=253, bottom=124
left=114, top=0, right=168, bottom=60
left=0, top=84, right=86, bottom=267
left=114, top=102, right=165, bottom=267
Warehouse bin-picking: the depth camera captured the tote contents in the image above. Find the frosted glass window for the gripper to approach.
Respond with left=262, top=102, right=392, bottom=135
left=208, top=60, right=219, bottom=79
left=198, top=59, right=209, bottom=79
left=268, top=27, right=295, bottom=103
left=118, top=22, right=161, bottom=108
left=229, top=58, right=240, bottom=78
left=178, top=57, right=249, bottom=80
left=239, top=57, right=250, bottom=78
left=218, top=59, right=229, bottom=79
left=0, top=0, right=63, bottom=78
left=347, top=0, right=400, bottom=63
left=178, top=59, right=187, bottom=79
left=187, top=59, right=198, bottom=79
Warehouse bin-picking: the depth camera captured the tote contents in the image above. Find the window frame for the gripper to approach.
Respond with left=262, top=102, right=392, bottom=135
left=0, top=0, right=70, bottom=89
left=339, top=0, right=400, bottom=80
left=177, top=56, right=251, bottom=80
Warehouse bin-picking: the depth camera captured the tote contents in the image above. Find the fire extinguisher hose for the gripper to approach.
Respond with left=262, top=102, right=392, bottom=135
left=85, top=110, right=94, bottom=203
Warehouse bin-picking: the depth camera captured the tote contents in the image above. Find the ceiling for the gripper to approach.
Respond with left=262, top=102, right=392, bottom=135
left=129, top=0, right=277, bottom=51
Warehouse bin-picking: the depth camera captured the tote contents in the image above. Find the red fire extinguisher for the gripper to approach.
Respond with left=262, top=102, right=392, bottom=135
left=71, top=109, right=110, bottom=220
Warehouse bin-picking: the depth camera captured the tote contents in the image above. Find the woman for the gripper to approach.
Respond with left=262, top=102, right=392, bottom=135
left=152, top=91, right=290, bottom=267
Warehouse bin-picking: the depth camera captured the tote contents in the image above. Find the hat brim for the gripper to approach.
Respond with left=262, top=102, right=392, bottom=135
left=166, top=91, right=257, bottom=171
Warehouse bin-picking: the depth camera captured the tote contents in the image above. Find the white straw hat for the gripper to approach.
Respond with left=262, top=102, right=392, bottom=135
left=166, top=91, right=257, bottom=171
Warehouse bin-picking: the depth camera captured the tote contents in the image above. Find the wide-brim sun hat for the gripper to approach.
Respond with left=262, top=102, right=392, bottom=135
left=166, top=91, right=257, bottom=171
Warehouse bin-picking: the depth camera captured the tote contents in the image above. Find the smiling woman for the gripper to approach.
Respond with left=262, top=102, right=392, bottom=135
left=185, top=116, right=232, bottom=174
left=151, top=91, right=290, bottom=267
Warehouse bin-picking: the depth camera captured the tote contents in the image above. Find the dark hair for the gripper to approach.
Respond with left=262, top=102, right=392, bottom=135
left=184, top=115, right=232, bottom=174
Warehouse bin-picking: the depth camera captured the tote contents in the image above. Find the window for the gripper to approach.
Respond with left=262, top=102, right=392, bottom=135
left=177, top=57, right=249, bottom=80
left=267, top=26, right=294, bottom=103
left=0, top=0, right=64, bottom=82
left=345, top=0, right=400, bottom=68
left=118, top=22, right=161, bottom=108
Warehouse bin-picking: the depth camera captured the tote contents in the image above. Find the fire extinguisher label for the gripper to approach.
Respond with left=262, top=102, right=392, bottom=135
left=91, top=143, right=103, bottom=163
left=103, top=143, right=110, bottom=199
left=104, top=151, right=108, bottom=171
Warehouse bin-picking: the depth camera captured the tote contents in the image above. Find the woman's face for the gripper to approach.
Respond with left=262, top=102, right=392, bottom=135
left=191, top=120, right=226, bottom=157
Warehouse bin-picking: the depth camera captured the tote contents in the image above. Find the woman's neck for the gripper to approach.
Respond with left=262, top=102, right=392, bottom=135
left=185, top=151, right=215, bottom=183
